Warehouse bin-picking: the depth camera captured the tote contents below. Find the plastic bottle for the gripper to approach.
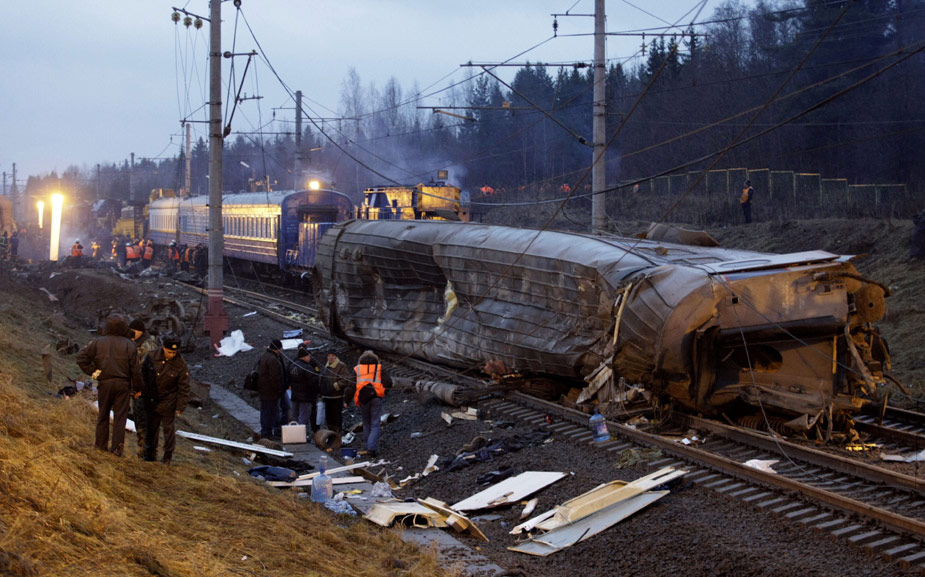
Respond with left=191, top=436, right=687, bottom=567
left=590, top=408, right=611, bottom=442
left=311, top=455, right=333, bottom=502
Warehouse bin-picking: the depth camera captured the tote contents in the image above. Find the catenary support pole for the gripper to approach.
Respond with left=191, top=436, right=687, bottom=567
left=204, top=0, right=228, bottom=346
left=591, top=0, right=607, bottom=233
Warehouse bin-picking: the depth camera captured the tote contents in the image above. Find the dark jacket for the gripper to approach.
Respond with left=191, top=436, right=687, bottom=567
left=289, top=357, right=322, bottom=402
left=320, top=357, right=352, bottom=399
left=142, top=347, right=190, bottom=416
left=257, top=349, right=286, bottom=401
left=76, top=315, right=143, bottom=393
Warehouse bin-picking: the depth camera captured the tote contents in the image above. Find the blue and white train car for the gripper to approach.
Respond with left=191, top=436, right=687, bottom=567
left=148, top=189, right=354, bottom=277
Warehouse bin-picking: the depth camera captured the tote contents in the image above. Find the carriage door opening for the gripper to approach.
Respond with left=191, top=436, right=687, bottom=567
left=293, top=208, right=338, bottom=269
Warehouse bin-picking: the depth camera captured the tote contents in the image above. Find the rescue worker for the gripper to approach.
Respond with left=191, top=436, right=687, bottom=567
left=142, top=334, right=189, bottom=465
left=90, top=240, right=101, bottom=259
left=9, top=231, right=19, bottom=261
left=142, top=240, right=154, bottom=269
left=168, top=241, right=180, bottom=271
left=257, top=339, right=287, bottom=439
left=128, top=319, right=159, bottom=457
left=111, top=239, right=118, bottom=261
left=75, top=313, right=143, bottom=457
left=320, top=352, right=352, bottom=434
left=71, top=239, right=84, bottom=258
left=181, top=244, right=192, bottom=272
left=289, top=344, right=322, bottom=430
left=194, top=244, right=207, bottom=278
left=740, top=179, right=754, bottom=224
left=353, top=350, right=391, bottom=458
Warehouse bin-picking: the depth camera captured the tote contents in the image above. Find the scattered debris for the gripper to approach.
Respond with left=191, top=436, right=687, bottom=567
left=366, top=502, right=448, bottom=529
left=268, top=461, right=376, bottom=487
left=520, top=498, right=538, bottom=520
left=248, top=466, right=297, bottom=482
left=882, top=448, right=925, bottom=463
left=39, top=287, right=59, bottom=302
left=213, top=330, right=253, bottom=357
left=509, top=467, right=687, bottom=556
left=451, top=471, right=567, bottom=512
left=614, top=448, right=663, bottom=469
left=418, top=497, right=489, bottom=541
left=743, top=459, right=779, bottom=473
left=176, top=430, right=292, bottom=457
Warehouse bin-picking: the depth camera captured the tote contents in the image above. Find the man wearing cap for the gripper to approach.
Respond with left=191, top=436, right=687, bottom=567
left=142, top=335, right=190, bottom=465
left=128, top=319, right=159, bottom=457
left=76, top=313, right=143, bottom=457
left=320, top=352, right=352, bottom=435
left=289, top=344, right=322, bottom=431
left=258, top=339, right=287, bottom=439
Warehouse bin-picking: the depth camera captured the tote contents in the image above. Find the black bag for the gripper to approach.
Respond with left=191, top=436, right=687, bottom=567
left=357, top=384, right=378, bottom=405
left=244, top=370, right=259, bottom=391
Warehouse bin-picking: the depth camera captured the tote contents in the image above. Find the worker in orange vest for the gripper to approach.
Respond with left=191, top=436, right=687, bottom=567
left=353, top=350, right=392, bottom=458
left=142, top=241, right=154, bottom=269
left=71, top=240, right=84, bottom=258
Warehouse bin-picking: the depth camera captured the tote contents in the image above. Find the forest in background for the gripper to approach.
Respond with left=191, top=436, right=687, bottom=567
left=19, top=0, right=925, bottom=227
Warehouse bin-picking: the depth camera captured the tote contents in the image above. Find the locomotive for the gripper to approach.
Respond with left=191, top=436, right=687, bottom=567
left=311, top=219, right=892, bottom=437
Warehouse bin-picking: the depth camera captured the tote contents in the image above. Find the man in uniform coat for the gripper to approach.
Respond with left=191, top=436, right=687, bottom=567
left=142, top=334, right=190, bottom=465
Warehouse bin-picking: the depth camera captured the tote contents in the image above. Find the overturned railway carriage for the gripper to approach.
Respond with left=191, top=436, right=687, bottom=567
left=148, top=189, right=353, bottom=276
left=313, top=219, right=891, bottom=429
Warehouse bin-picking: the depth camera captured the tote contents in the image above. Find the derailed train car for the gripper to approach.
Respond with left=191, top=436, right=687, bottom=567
left=312, top=219, right=892, bottom=433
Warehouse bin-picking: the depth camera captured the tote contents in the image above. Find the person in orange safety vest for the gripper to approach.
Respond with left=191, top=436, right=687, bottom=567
left=353, top=350, right=392, bottom=458
left=71, top=240, right=84, bottom=258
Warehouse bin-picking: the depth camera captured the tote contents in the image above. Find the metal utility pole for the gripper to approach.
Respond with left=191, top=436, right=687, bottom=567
left=294, top=90, right=303, bottom=189
left=129, top=153, right=135, bottom=203
left=591, top=0, right=607, bottom=233
left=204, top=0, right=228, bottom=346
left=185, top=122, right=192, bottom=197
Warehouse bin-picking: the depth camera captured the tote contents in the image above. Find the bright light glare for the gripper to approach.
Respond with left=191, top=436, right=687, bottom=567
left=308, top=179, right=321, bottom=191
left=36, top=200, right=45, bottom=229
left=49, top=194, right=63, bottom=261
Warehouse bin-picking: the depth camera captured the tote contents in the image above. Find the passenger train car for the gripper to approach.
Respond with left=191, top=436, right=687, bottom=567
left=145, top=175, right=466, bottom=280
left=147, top=189, right=353, bottom=278
left=312, top=219, right=893, bottom=438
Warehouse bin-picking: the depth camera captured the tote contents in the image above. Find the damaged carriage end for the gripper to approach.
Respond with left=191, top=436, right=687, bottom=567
left=617, top=257, right=891, bottom=435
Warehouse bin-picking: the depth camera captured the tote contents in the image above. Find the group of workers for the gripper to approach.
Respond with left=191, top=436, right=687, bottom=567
left=76, top=314, right=189, bottom=464
left=0, top=230, right=20, bottom=261
left=259, top=341, right=391, bottom=458
left=75, top=313, right=391, bottom=464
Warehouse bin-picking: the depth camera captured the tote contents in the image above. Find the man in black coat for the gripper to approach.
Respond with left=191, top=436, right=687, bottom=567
left=258, top=339, right=286, bottom=438
left=142, top=335, right=190, bottom=465
left=288, top=344, right=322, bottom=431
left=76, top=313, right=143, bottom=457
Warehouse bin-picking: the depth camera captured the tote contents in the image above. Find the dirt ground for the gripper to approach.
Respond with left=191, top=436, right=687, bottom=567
left=13, top=216, right=921, bottom=577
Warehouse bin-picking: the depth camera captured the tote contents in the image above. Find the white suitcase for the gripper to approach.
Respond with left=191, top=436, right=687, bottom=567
left=281, top=421, right=307, bottom=444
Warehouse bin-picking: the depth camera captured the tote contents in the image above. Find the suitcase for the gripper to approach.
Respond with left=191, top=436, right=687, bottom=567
left=281, top=421, right=307, bottom=444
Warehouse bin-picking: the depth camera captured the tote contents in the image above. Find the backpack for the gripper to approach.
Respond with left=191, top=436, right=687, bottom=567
left=244, top=365, right=259, bottom=391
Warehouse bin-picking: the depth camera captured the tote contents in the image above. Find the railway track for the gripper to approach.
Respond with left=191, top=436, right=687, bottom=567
left=480, top=392, right=925, bottom=575
left=205, top=279, right=925, bottom=573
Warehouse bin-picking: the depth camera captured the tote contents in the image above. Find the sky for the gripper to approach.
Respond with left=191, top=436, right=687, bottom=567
left=0, top=0, right=727, bottom=185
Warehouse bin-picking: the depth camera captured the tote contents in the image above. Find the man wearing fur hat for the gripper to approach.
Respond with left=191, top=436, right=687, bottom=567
left=289, top=344, right=322, bottom=430
left=76, top=313, right=143, bottom=457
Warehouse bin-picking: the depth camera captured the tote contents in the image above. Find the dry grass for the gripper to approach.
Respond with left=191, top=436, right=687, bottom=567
left=0, top=279, right=452, bottom=577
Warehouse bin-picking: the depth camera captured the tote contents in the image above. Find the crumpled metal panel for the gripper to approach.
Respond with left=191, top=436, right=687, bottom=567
left=314, top=220, right=887, bottom=419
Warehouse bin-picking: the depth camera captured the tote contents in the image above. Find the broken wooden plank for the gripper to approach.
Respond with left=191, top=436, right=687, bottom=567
left=177, top=430, right=293, bottom=457
left=451, top=471, right=567, bottom=512
left=508, top=490, right=669, bottom=556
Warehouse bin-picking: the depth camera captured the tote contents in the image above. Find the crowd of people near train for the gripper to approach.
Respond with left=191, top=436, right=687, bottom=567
left=76, top=313, right=392, bottom=465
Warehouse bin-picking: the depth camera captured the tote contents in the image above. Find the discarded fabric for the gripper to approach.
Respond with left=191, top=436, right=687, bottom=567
left=248, top=465, right=297, bottom=483
left=214, top=330, right=253, bottom=357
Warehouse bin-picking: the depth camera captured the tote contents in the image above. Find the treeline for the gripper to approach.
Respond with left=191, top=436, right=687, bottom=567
left=32, top=0, right=925, bottom=223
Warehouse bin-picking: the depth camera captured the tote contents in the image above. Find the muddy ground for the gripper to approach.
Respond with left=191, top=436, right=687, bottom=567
left=19, top=216, right=922, bottom=577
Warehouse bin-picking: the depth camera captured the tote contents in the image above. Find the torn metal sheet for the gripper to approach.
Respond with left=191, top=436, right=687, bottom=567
left=313, top=220, right=893, bottom=430
left=508, top=490, right=669, bottom=556
left=365, top=502, right=449, bottom=529
left=451, top=471, right=567, bottom=512
left=176, top=430, right=292, bottom=457
left=418, top=497, right=489, bottom=541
